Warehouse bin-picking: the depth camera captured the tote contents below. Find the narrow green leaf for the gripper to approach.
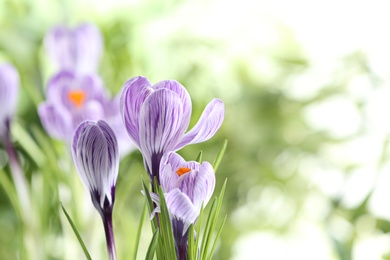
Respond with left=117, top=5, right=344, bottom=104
left=12, top=122, right=45, bottom=166
left=212, top=139, right=228, bottom=172
left=141, top=179, right=158, bottom=230
left=0, top=169, right=21, bottom=220
left=194, top=203, right=204, bottom=260
left=60, top=203, right=92, bottom=260
left=188, top=224, right=195, bottom=260
left=195, top=150, right=203, bottom=163
left=200, top=198, right=217, bottom=259
left=145, top=228, right=159, bottom=260
left=208, top=215, right=227, bottom=259
left=133, top=202, right=147, bottom=260
left=157, top=186, right=177, bottom=260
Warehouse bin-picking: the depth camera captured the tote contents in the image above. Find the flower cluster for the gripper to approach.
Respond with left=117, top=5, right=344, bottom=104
left=72, top=74, right=224, bottom=260
left=38, top=23, right=132, bottom=156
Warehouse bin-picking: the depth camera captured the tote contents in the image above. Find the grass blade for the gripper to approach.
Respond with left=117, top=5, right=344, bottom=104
left=133, top=201, right=147, bottom=260
left=61, top=203, right=92, bottom=260
left=212, top=139, right=228, bottom=172
left=145, top=229, right=159, bottom=260
left=195, top=150, right=203, bottom=163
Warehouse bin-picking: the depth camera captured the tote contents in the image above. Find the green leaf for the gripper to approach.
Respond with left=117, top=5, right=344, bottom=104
left=0, top=169, right=21, bottom=221
left=156, top=185, right=177, bottom=260
left=12, top=122, right=45, bottom=166
left=187, top=224, right=195, bottom=260
left=209, top=215, right=227, bottom=258
left=212, top=139, right=228, bottom=172
left=145, top=228, right=159, bottom=260
left=133, top=202, right=147, bottom=260
left=195, top=150, right=203, bottom=163
left=60, top=203, right=92, bottom=260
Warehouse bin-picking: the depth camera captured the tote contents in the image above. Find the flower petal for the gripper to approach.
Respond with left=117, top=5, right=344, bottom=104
left=44, top=23, right=103, bottom=73
left=120, top=76, right=153, bottom=147
left=139, top=89, right=186, bottom=174
left=73, top=23, right=103, bottom=73
left=38, top=103, right=73, bottom=141
left=47, top=71, right=105, bottom=110
left=160, top=152, right=184, bottom=192
left=176, top=161, right=215, bottom=210
left=0, top=63, right=19, bottom=136
left=165, top=188, right=199, bottom=224
left=154, top=80, right=192, bottom=131
left=72, top=120, right=119, bottom=209
left=175, top=98, right=224, bottom=150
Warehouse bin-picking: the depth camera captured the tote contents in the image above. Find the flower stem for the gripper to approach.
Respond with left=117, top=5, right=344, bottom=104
left=102, top=211, right=117, bottom=260
left=3, top=119, right=30, bottom=219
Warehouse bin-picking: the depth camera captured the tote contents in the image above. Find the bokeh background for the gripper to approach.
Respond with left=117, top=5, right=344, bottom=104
left=2, top=0, right=390, bottom=259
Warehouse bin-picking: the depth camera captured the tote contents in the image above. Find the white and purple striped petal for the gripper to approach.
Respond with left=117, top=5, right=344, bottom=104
left=72, top=120, right=119, bottom=211
left=0, top=63, right=19, bottom=137
left=120, top=76, right=153, bottom=147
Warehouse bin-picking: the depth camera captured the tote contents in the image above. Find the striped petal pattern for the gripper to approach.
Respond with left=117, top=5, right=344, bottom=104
left=160, top=152, right=215, bottom=227
left=72, top=120, right=119, bottom=212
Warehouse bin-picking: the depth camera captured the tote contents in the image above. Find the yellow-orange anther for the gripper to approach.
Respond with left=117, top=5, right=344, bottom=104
left=176, top=167, right=191, bottom=176
left=68, top=90, right=86, bottom=107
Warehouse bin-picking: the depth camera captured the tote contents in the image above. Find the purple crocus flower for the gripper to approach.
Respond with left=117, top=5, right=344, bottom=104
left=38, top=70, right=132, bottom=156
left=0, top=63, right=19, bottom=138
left=158, top=152, right=215, bottom=260
left=120, top=76, right=224, bottom=185
left=72, top=120, right=118, bottom=260
left=44, top=23, right=103, bottom=74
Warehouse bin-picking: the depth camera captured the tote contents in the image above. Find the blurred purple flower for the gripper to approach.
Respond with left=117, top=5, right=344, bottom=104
left=45, top=23, right=103, bottom=74
left=72, top=120, right=118, bottom=259
left=38, top=70, right=132, bottom=156
left=0, top=63, right=19, bottom=138
left=120, top=76, right=224, bottom=184
left=158, top=152, right=215, bottom=259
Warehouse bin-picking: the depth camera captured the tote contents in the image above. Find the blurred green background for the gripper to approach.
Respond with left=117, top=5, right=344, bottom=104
left=2, top=0, right=390, bottom=259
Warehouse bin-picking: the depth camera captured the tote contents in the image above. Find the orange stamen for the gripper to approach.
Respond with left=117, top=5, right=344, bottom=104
left=176, top=167, right=191, bottom=176
left=68, top=90, right=86, bottom=107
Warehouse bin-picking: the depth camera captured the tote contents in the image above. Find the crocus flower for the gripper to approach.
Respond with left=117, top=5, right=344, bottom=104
left=0, top=63, right=19, bottom=138
left=120, top=76, right=224, bottom=185
left=158, top=152, right=215, bottom=260
left=44, top=23, right=103, bottom=74
left=72, top=120, right=118, bottom=260
left=38, top=70, right=132, bottom=156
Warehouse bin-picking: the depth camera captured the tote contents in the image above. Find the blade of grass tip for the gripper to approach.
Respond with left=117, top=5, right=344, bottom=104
left=145, top=229, right=159, bottom=260
left=188, top=224, right=195, bottom=260
left=212, top=139, right=228, bottom=172
left=195, top=150, right=203, bottom=163
left=133, top=201, right=147, bottom=260
left=157, top=187, right=177, bottom=260
left=60, top=203, right=92, bottom=260
left=208, top=215, right=227, bottom=259
left=216, top=179, right=227, bottom=215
